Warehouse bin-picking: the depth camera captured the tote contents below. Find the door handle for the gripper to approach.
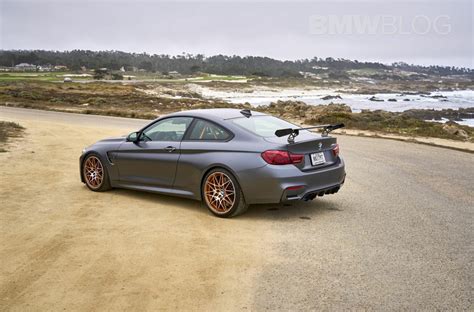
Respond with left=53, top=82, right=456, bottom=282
left=164, top=146, right=176, bottom=152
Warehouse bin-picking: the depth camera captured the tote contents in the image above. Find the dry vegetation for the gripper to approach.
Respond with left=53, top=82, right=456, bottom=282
left=0, top=81, right=472, bottom=142
left=0, top=81, right=249, bottom=119
left=0, top=121, right=24, bottom=152
left=262, top=101, right=473, bottom=142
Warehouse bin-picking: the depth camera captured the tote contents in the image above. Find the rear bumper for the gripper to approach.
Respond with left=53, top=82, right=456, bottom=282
left=237, top=157, right=346, bottom=204
left=285, top=181, right=344, bottom=202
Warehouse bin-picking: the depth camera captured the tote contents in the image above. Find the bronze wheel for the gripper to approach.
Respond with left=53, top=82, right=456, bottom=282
left=83, top=155, right=105, bottom=190
left=204, top=171, right=236, bottom=215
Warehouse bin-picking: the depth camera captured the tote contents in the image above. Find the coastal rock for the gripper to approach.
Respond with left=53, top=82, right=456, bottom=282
left=399, top=91, right=431, bottom=96
left=442, top=121, right=469, bottom=140
left=262, top=100, right=351, bottom=120
left=369, top=96, right=384, bottom=102
left=321, top=95, right=342, bottom=100
left=421, top=94, right=448, bottom=99
left=388, top=98, right=397, bottom=102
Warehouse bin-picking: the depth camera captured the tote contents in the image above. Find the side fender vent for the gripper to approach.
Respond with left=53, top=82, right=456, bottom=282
left=106, top=152, right=115, bottom=165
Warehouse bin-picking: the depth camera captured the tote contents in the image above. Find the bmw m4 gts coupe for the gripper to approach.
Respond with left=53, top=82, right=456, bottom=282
left=80, top=109, right=346, bottom=217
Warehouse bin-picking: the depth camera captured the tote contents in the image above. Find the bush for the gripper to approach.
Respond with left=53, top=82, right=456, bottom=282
left=112, top=73, right=123, bottom=80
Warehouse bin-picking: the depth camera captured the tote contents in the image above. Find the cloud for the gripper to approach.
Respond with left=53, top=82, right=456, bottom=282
left=1, top=0, right=472, bottom=67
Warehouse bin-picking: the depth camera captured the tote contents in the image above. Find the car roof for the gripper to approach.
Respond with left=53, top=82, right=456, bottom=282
left=166, top=108, right=267, bottom=121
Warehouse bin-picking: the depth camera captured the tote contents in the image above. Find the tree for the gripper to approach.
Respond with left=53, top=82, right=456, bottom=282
left=93, top=69, right=107, bottom=80
left=0, top=50, right=470, bottom=77
left=190, top=65, right=201, bottom=73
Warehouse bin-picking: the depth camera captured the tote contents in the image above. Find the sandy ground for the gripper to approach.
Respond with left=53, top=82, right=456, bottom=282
left=0, top=108, right=473, bottom=311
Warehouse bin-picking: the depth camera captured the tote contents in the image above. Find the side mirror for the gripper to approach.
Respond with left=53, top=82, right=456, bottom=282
left=126, top=131, right=139, bottom=142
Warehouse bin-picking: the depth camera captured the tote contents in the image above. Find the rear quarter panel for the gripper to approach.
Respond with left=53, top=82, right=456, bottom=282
left=174, top=139, right=268, bottom=200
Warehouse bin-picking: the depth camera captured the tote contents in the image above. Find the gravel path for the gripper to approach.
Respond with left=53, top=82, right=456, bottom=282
left=1, top=107, right=472, bottom=311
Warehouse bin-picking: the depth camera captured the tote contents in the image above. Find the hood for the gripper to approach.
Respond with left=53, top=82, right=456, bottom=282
left=96, top=135, right=127, bottom=144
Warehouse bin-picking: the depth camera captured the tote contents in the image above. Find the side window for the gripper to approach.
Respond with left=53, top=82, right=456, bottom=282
left=189, top=119, right=231, bottom=141
left=141, top=117, right=193, bottom=141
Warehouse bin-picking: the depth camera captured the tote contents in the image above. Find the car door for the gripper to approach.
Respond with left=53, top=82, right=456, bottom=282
left=173, top=118, right=233, bottom=196
left=115, top=117, right=193, bottom=187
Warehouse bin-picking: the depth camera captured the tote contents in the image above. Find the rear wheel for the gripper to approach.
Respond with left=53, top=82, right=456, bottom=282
left=82, top=154, right=111, bottom=192
left=202, top=168, right=248, bottom=218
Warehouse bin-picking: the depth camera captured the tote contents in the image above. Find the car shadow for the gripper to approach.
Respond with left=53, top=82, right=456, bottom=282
left=109, top=188, right=207, bottom=215
left=107, top=188, right=343, bottom=220
left=243, top=199, right=343, bottom=221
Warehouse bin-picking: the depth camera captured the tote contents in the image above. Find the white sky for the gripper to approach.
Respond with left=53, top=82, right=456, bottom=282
left=1, top=0, right=472, bottom=68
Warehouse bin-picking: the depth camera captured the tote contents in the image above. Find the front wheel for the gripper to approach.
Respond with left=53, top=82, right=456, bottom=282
left=202, top=168, right=248, bottom=218
left=82, top=154, right=111, bottom=192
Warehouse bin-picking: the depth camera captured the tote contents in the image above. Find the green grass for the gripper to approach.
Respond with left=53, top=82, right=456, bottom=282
left=0, top=72, right=249, bottom=83
left=0, top=72, right=93, bottom=82
left=196, top=74, right=248, bottom=81
left=346, top=68, right=385, bottom=76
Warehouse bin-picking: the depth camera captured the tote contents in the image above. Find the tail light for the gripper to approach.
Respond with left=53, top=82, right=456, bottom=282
left=332, top=144, right=340, bottom=157
left=261, top=150, right=304, bottom=165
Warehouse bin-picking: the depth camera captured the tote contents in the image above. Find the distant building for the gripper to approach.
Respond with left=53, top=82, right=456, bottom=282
left=54, top=65, right=68, bottom=71
left=299, top=71, right=319, bottom=79
left=15, top=63, right=37, bottom=71
left=168, top=71, right=180, bottom=77
left=312, top=66, right=329, bottom=70
left=37, top=65, right=53, bottom=72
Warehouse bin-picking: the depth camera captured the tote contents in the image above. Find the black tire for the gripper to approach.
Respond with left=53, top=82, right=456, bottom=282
left=82, top=153, right=111, bottom=192
left=202, top=168, right=248, bottom=218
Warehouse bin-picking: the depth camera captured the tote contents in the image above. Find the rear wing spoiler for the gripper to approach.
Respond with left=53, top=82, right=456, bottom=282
left=275, top=123, right=345, bottom=143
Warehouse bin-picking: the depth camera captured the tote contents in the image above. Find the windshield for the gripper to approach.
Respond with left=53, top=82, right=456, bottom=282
left=232, top=116, right=307, bottom=137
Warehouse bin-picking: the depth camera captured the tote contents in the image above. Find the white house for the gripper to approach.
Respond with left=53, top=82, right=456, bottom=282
left=15, top=63, right=36, bottom=71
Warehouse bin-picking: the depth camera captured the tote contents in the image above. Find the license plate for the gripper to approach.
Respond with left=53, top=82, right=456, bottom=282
left=310, top=152, right=326, bottom=166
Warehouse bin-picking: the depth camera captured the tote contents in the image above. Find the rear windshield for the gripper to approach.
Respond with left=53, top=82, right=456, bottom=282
left=232, top=116, right=305, bottom=137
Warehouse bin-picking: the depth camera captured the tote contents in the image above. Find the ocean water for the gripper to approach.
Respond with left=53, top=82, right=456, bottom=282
left=223, top=90, right=474, bottom=111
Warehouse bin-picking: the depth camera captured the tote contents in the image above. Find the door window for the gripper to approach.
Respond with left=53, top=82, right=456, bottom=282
left=141, top=117, right=193, bottom=141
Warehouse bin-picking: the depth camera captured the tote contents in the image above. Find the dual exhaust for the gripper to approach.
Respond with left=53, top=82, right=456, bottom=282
left=302, top=186, right=340, bottom=201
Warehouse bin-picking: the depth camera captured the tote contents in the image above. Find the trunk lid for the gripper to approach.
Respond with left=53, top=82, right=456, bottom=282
left=264, top=132, right=338, bottom=171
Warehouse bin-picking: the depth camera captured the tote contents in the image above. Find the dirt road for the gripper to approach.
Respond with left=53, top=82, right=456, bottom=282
left=1, top=107, right=472, bottom=311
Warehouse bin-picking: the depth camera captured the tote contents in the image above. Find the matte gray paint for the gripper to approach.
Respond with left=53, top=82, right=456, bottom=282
left=80, top=109, right=346, bottom=204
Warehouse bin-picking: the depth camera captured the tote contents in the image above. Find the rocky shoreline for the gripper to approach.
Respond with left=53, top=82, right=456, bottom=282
left=403, top=107, right=474, bottom=121
left=256, top=101, right=473, bottom=142
left=1, top=81, right=472, bottom=142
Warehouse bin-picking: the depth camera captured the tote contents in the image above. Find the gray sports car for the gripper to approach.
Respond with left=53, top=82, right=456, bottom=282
left=80, top=109, right=346, bottom=217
